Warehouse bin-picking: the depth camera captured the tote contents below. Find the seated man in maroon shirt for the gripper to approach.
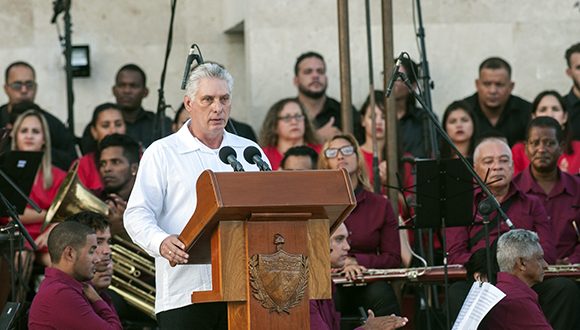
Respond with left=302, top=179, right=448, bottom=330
left=28, top=221, right=122, bottom=329
left=513, top=116, right=580, bottom=264
left=446, top=136, right=556, bottom=265
left=310, top=223, right=408, bottom=330
left=65, top=212, right=115, bottom=308
left=480, top=229, right=552, bottom=329
left=447, top=136, right=579, bottom=329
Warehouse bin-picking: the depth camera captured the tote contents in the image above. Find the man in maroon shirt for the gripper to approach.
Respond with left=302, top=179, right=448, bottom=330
left=480, top=229, right=552, bottom=329
left=447, top=136, right=579, bottom=329
left=446, top=137, right=556, bottom=265
left=28, top=221, right=122, bottom=330
left=513, top=116, right=580, bottom=264
left=310, top=223, right=408, bottom=330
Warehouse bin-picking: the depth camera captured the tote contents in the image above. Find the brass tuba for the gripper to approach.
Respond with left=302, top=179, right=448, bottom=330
left=43, top=161, right=109, bottom=230
left=43, top=161, right=156, bottom=319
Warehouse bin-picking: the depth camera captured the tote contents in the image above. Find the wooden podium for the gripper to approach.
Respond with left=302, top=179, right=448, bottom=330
left=177, top=169, right=356, bottom=329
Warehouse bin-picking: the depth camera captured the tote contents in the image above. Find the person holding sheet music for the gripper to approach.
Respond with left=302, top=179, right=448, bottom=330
left=318, top=134, right=401, bottom=323
left=479, top=230, right=552, bottom=329
left=446, top=136, right=580, bottom=329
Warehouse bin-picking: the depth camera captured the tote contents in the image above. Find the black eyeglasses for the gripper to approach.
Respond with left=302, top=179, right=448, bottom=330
left=8, top=80, right=36, bottom=91
left=324, top=145, right=355, bottom=158
left=277, top=114, right=305, bottom=123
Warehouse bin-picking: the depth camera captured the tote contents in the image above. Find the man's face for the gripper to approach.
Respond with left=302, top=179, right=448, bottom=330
left=92, top=261, right=113, bottom=291
left=72, top=234, right=99, bottom=282
left=475, top=68, right=514, bottom=111
left=184, top=78, right=231, bottom=140
left=99, top=146, right=135, bottom=193
left=112, top=70, right=148, bottom=111
left=474, top=140, right=513, bottom=191
left=92, top=227, right=113, bottom=289
left=4, top=65, right=36, bottom=107
left=566, top=53, right=580, bottom=92
left=521, top=248, right=547, bottom=287
left=294, top=57, right=327, bottom=100
left=330, top=224, right=350, bottom=268
left=281, top=155, right=314, bottom=170
left=525, top=126, right=561, bottom=173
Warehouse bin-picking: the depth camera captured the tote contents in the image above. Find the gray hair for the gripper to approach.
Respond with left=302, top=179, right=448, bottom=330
left=185, top=62, right=234, bottom=99
left=496, top=229, right=542, bottom=272
left=473, top=137, right=512, bottom=165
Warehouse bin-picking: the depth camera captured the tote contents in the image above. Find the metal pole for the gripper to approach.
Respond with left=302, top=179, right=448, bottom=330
left=64, top=5, right=75, bottom=135
left=337, top=0, right=353, bottom=134
left=381, top=0, right=398, bottom=213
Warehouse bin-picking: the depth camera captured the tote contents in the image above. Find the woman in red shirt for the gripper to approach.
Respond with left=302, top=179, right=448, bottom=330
left=259, top=98, right=320, bottom=170
left=6, top=110, right=67, bottom=267
left=74, top=103, right=126, bottom=193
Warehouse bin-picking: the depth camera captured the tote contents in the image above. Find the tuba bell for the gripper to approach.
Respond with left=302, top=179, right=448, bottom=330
left=43, top=161, right=109, bottom=230
left=42, top=161, right=156, bottom=319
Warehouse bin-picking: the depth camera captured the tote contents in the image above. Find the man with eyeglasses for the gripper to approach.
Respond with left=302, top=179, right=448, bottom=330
left=1, top=61, right=77, bottom=169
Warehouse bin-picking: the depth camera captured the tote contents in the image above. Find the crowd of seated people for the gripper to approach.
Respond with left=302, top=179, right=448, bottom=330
left=2, top=41, right=580, bottom=329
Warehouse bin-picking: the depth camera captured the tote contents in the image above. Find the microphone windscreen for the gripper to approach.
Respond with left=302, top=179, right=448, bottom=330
left=219, top=146, right=237, bottom=165
left=243, top=146, right=261, bottom=164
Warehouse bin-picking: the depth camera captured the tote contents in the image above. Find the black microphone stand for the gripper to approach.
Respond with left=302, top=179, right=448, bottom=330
left=394, top=59, right=514, bottom=330
left=154, top=0, right=178, bottom=140
left=51, top=0, right=75, bottom=135
left=0, top=168, right=40, bottom=303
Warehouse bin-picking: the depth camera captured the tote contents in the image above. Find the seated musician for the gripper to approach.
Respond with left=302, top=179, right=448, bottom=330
left=480, top=229, right=552, bottom=329
left=0, top=110, right=67, bottom=305
left=310, top=223, right=408, bottom=330
left=28, top=221, right=122, bottom=329
left=96, top=133, right=140, bottom=235
left=279, top=145, right=319, bottom=170
left=65, top=212, right=115, bottom=310
left=318, top=134, right=401, bottom=323
left=446, top=136, right=580, bottom=329
left=512, top=117, right=580, bottom=264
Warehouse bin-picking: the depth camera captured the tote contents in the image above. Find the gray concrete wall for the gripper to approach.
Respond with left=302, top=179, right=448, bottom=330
left=1, top=0, right=578, bottom=137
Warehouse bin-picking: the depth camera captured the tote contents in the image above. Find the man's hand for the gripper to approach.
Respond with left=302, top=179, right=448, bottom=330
left=35, top=223, right=57, bottom=249
left=316, top=117, right=342, bottom=142
left=363, top=310, right=408, bottom=330
left=343, top=257, right=367, bottom=281
left=83, top=283, right=103, bottom=304
left=106, top=194, right=127, bottom=235
left=378, top=160, right=388, bottom=186
left=160, top=235, right=189, bottom=265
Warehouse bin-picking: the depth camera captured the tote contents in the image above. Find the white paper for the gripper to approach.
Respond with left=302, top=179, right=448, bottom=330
left=452, top=281, right=506, bottom=330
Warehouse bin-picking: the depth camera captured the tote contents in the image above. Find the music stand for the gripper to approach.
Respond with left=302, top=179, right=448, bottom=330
left=0, top=151, right=43, bottom=216
left=414, top=158, right=474, bottom=229
left=0, top=151, right=43, bottom=304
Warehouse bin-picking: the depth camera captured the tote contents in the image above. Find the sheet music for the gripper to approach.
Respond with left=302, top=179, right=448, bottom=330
left=452, top=281, right=506, bottom=330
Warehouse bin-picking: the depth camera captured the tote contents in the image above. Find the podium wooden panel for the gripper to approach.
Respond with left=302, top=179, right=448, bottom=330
left=177, top=169, right=356, bottom=330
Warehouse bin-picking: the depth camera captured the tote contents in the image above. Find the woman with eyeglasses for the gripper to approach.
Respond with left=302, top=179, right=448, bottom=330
left=259, top=98, right=320, bottom=170
left=2, top=110, right=67, bottom=269
left=74, top=103, right=127, bottom=194
left=511, top=90, right=580, bottom=175
left=318, top=134, right=401, bottom=320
